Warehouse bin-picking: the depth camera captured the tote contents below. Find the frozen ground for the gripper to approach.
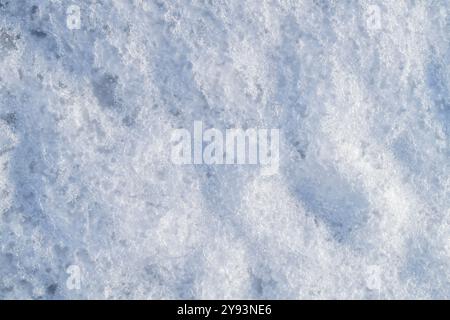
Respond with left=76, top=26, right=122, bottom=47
left=0, top=0, right=449, bottom=299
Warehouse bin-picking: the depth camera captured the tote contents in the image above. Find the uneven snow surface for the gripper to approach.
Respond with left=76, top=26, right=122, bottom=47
left=0, top=0, right=449, bottom=299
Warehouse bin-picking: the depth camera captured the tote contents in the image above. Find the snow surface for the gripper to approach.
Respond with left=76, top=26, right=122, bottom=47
left=0, top=0, right=449, bottom=299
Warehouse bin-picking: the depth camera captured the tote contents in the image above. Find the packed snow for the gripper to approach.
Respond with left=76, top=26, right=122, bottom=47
left=0, top=0, right=449, bottom=299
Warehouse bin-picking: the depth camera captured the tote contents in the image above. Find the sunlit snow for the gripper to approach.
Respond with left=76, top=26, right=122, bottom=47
left=0, top=0, right=449, bottom=299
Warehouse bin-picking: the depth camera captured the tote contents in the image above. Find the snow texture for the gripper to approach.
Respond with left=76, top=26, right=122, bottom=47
left=0, top=0, right=449, bottom=299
